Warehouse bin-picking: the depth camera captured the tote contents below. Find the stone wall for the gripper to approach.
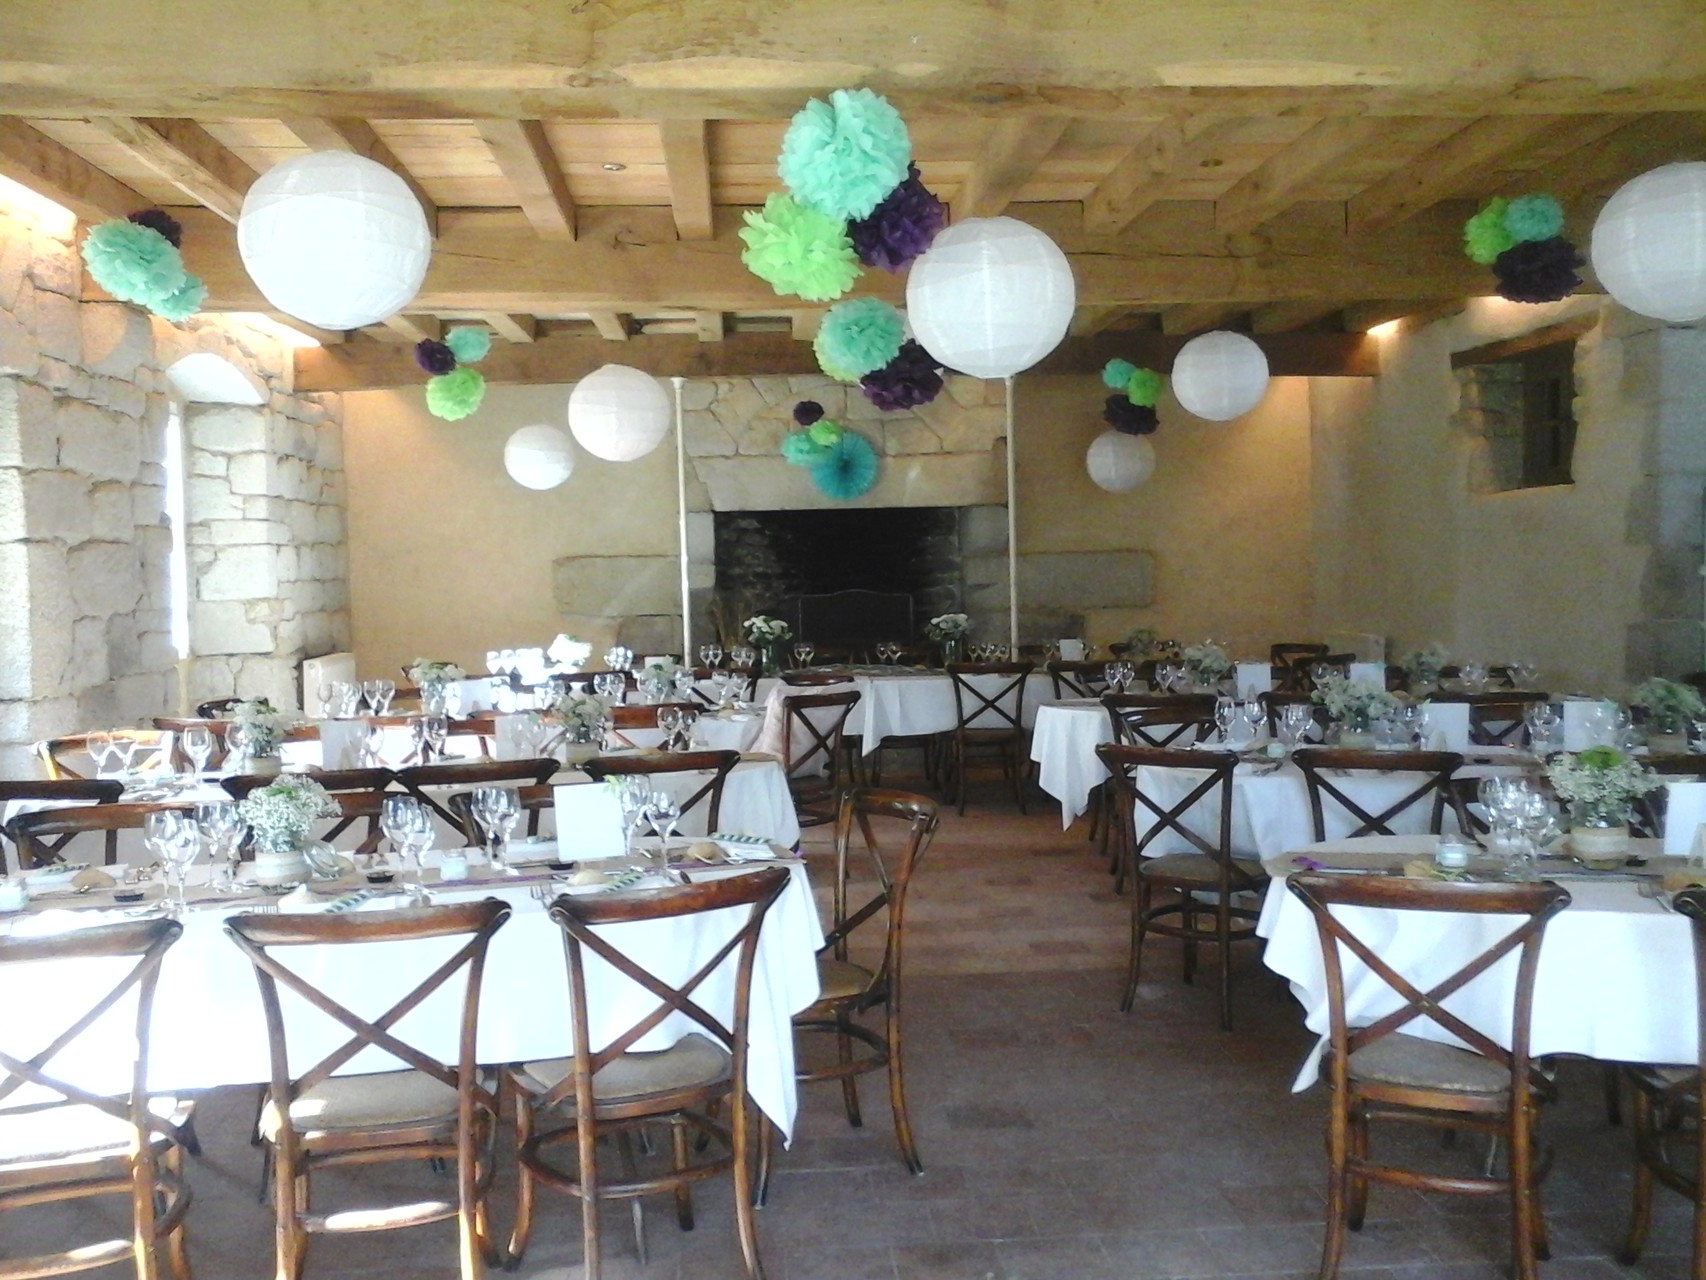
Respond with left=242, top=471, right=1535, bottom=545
left=0, top=200, right=348, bottom=772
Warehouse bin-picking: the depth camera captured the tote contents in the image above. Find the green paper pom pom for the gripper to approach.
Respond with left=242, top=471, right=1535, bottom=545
left=1464, top=198, right=1516, bottom=265
left=425, top=368, right=486, bottom=421
left=782, top=430, right=828, bottom=466
left=1125, top=367, right=1164, bottom=408
left=1101, top=358, right=1137, bottom=391
left=444, top=325, right=491, bottom=364
left=81, top=219, right=187, bottom=308
left=739, top=193, right=861, bottom=302
left=1503, top=194, right=1564, bottom=244
left=778, top=87, right=912, bottom=222
left=808, top=418, right=844, bottom=446
left=151, top=273, right=205, bottom=322
left=813, top=297, right=905, bottom=382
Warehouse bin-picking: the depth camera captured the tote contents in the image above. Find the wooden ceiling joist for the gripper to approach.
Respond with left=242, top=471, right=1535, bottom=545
left=1250, top=300, right=1346, bottom=333
left=81, top=116, right=254, bottom=221
left=658, top=119, right=715, bottom=240
left=1081, top=117, right=1246, bottom=236
left=0, top=117, right=146, bottom=223
left=952, top=116, right=1070, bottom=221
left=692, top=310, right=725, bottom=342
left=375, top=314, right=441, bottom=343
left=1160, top=303, right=1246, bottom=337
left=478, top=313, right=539, bottom=343
left=283, top=116, right=440, bottom=237
left=1213, top=116, right=1387, bottom=233
left=473, top=119, right=575, bottom=240
left=585, top=310, right=632, bottom=341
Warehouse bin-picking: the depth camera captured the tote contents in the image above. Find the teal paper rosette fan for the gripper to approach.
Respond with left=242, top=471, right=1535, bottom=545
left=811, top=430, right=880, bottom=500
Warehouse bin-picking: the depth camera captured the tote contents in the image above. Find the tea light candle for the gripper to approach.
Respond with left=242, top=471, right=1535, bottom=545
left=438, top=852, right=469, bottom=882
left=1435, top=835, right=1472, bottom=869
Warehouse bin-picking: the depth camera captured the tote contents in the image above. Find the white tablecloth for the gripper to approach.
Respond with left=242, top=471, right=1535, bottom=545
left=1257, top=835, right=1695, bottom=1089
left=756, top=671, right=1053, bottom=760
left=1029, top=700, right=1112, bottom=827
left=0, top=864, right=823, bottom=1136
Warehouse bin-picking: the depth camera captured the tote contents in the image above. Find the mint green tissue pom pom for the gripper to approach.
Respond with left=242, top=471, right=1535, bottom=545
left=1464, top=198, right=1515, bottom=265
left=740, top=193, right=860, bottom=302
left=151, top=274, right=205, bottom=322
left=81, top=219, right=187, bottom=308
left=1101, top=358, right=1137, bottom=391
left=782, top=430, right=828, bottom=465
left=808, top=418, right=844, bottom=447
left=444, top=325, right=491, bottom=364
left=1503, top=194, right=1564, bottom=244
left=778, top=88, right=912, bottom=221
left=426, top=368, right=486, bottom=421
left=1125, top=367, right=1163, bottom=408
left=813, top=297, right=905, bottom=382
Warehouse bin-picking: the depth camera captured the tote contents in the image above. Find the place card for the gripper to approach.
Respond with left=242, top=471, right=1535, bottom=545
left=1234, top=663, right=1273, bottom=696
left=1420, top=700, right=1470, bottom=752
left=1664, top=780, right=1706, bottom=858
left=551, top=783, right=626, bottom=860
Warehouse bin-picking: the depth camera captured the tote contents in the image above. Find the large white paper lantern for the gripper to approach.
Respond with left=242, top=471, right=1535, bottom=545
left=237, top=151, right=432, bottom=330
left=566, top=365, right=671, bottom=462
left=504, top=425, right=575, bottom=490
left=1171, top=331, right=1270, bottom=421
left=1086, top=431, right=1156, bottom=493
left=1591, top=162, right=1706, bottom=324
left=905, top=216, right=1075, bottom=379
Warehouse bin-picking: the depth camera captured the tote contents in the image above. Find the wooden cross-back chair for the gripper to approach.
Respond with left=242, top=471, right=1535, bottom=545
left=1286, top=874, right=1572, bottom=1280
left=447, top=784, right=556, bottom=845
left=1045, top=659, right=1111, bottom=701
left=1428, top=692, right=1550, bottom=746
left=391, top=757, right=559, bottom=829
left=1292, top=748, right=1466, bottom=842
left=604, top=703, right=698, bottom=749
left=0, top=778, right=124, bottom=867
left=222, top=767, right=397, bottom=855
left=224, top=899, right=512, bottom=1280
left=503, top=869, right=792, bottom=1280
left=34, top=730, right=174, bottom=781
left=943, top=661, right=1033, bottom=815
left=1102, top=692, right=1218, bottom=749
left=776, top=689, right=861, bottom=827
left=0, top=916, right=193, bottom=1280
left=6, top=800, right=198, bottom=871
left=362, top=714, right=497, bottom=763
left=1271, top=643, right=1330, bottom=694
left=758, top=789, right=939, bottom=1204
left=580, top=750, right=741, bottom=837
left=1096, top=743, right=1267, bottom=1030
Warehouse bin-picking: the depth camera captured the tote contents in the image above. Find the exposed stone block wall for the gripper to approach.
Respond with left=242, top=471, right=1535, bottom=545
left=0, top=203, right=348, bottom=773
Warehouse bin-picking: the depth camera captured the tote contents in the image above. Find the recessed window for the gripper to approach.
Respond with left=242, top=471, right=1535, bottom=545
left=1452, top=320, right=1586, bottom=492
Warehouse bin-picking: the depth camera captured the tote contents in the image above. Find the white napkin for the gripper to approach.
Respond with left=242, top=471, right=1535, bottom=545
left=319, top=720, right=367, bottom=771
left=1665, top=780, right=1706, bottom=858
left=1421, top=701, right=1471, bottom=753
left=552, top=784, right=627, bottom=860
left=1058, top=639, right=1085, bottom=661
left=1235, top=663, right=1273, bottom=696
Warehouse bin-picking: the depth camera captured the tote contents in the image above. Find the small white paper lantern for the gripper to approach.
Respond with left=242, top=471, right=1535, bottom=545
left=503, top=425, right=575, bottom=490
left=1591, top=161, right=1706, bottom=324
left=237, top=151, right=432, bottom=330
left=905, top=216, right=1076, bottom=379
left=1171, top=331, right=1270, bottom=421
left=1086, top=431, right=1156, bottom=493
left=566, top=365, right=672, bottom=462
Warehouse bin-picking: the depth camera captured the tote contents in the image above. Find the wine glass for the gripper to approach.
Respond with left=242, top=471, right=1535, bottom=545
left=699, top=643, right=723, bottom=668
left=730, top=645, right=754, bottom=671
left=672, top=668, right=698, bottom=702
left=363, top=678, right=396, bottom=715
left=674, top=707, right=700, bottom=751
left=594, top=672, right=625, bottom=703
left=793, top=642, right=815, bottom=668
left=1104, top=662, right=1125, bottom=694
left=196, top=801, right=246, bottom=893
left=615, top=777, right=651, bottom=867
left=181, top=725, right=214, bottom=777
left=362, top=723, right=388, bottom=768
left=381, top=795, right=433, bottom=902
left=424, top=714, right=450, bottom=760
left=1213, top=697, right=1237, bottom=743
left=656, top=705, right=683, bottom=750
left=645, top=790, right=683, bottom=874
left=1460, top=661, right=1488, bottom=694
left=470, top=786, right=521, bottom=873
left=145, top=810, right=197, bottom=915
left=84, top=731, right=115, bottom=778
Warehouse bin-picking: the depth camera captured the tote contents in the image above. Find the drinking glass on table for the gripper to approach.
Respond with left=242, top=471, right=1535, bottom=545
left=645, top=790, right=683, bottom=873
left=615, top=777, right=651, bottom=867
left=793, top=642, right=815, bottom=668
left=145, top=810, right=197, bottom=915
left=674, top=706, right=700, bottom=750
left=1213, top=697, right=1237, bottom=743
left=181, top=725, right=214, bottom=777
left=424, top=714, right=449, bottom=760
left=673, top=668, right=698, bottom=702
left=656, top=705, right=683, bottom=750
left=195, top=801, right=246, bottom=893
left=730, top=645, right=755, bottom=672
left=380, top=795, right=433, bottom=902
left=1523, top=701, right=1560, bottom=755
left=699, top=643, right=723, bottom=668
left=363, top=678, right=396, bottom=715
left=316, top=682, right=336, bottom=716
left=1459, top=661, right=1488, bottom=694
left=85, top=731, right=115, bottom=779
left=470, top=786, right=521, bottom=874
left=594, top=672, right=625, bottom=703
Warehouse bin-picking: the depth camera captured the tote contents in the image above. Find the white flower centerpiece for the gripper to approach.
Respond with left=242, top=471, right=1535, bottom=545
left=1404, top=642, right=1452, bottom=692
left=228, top=699, right=293, bottom=775
left=1180, top=642, right=1234, bottom=691
left=546, top=633, right=592, bottom=673
left=237, top=774, right=337, bottom=886
left=545, top=689, right=607, bottom=764
left=743, top=616, right=793, bottom=674
left=1547, top=745, right=1659, bottom=865
left=1313, top=673, right=1401, bottom=747
left=407, top=659, right=466, bottom=715
left=1632, top=677, right=1704, bottom=752
left=925, top=613, right=970, bottom=664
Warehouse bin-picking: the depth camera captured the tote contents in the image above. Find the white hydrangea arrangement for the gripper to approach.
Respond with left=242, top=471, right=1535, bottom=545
left=1180, top=642, right=1234, bottom=683
left=1404, top=642, right=1451, bottom=687
left=925, top=613, right=970, bottom=640
left=407, top=659, right=466, bottom=685
left=742, top=615, right=793, bottom=644
left=229, top=698, right=292, bottom=757
left=1632, top=677, right=1705, bottom=734
left=237, top=774, right=336, bottom=854
left=547, top=633, right=592, bottom=672
left=1313, top=673, right=1400, bottom=724
left=1547, top=746, right=1658, bottom=826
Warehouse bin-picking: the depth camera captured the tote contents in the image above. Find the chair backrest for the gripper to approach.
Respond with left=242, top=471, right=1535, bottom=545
left=1045, top=659, right=1110, bottom=700
left=195, top=696, right=243, bottom=718
left=1102, top=693, right=1217, bottom=748
left=34, top=730, right=173, bottom=781
left=392, top=757, right=559, bottom=826
left=1287, top=874, right=1570, bottom=1093
left=945, top=662, right=1034, bottom=734
left=1095, top=742, right=1239, bottom=868
left=1428, top=692, right=1549, bottom=746
left=151, top=717, right=234, bottom=770
left=821, top=789, right=938, bottom=1000
left=540, top=868, right=791, bottom=1118
left=446, top=783, right=557, bottom=845
left=0, top=778, right=125, bottom=865
left=223, top=767, right=398, bottom=854
left=779, top=670, right=853, bottom=687
left=1291, top=748, right=1466, bottom=841
left=225, top=900, right=511, bottom=1156
left=6, top=800, right=198, bottom=869
left=1271, top=642, right=1329, bottom=666
left=581, top=750, right=741, bottom=836
left=1258, top=690, right=1332, bottom=737
left=779, top=690, right=861, bottom=781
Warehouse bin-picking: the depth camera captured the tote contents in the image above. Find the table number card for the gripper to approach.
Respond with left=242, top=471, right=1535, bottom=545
left=1235, top=663, right=1273, bottom=696
left=1665, top=780, right=1706, bottom=858
left=552, top=784, right=627, bottom=860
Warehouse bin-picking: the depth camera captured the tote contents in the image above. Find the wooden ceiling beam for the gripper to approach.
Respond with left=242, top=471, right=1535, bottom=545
left=282, top=115, right=439, bottom=237
left=585, top=310, right=632, bottom=341
left=789, top=311, right=821, bottom=341
left=81, top=116, right=254, bottom=221
left=1159, top=303, right=1246, bottom=336
left=952, top=115, right=1070, bottom=221
left=1250, top=300, right=1346, bottom=333
left=0, top=117, right=148, bottom=223
left=658, top=118, right=715, bottom=240
left=1214, top=116, right=1390, bottom=233
left=374, top=313, right=440, bottom=343
left=1504, top=112, right=1706, bottom=204
left=692, top=309, right=725, bottom=342
left=1082, top=117, right=1247, bottom=235
left=1069, top=306, right=1128, bottom=338
left=1341, top=298, right=1468, bottom=332
left=478, top=313, right=539, bottom=343
left=1345, top=114, right=1569, bottom=233
left=473, top=119, right=575, bottom=240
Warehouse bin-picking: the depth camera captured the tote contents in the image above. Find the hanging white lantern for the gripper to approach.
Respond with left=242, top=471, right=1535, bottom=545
left=1086, top=431, right=1156, bottom=493
left=1591, top=161, right=1706, bottom=324
left=566, top=365, right=672, bottom=462
left=237, top=151, right=432, bottom=330
left=503, top=425, right=575, bottom=490
left=1171, top=331, right=1270, bottom=421
left=905, top=216, right=1076, bottom=379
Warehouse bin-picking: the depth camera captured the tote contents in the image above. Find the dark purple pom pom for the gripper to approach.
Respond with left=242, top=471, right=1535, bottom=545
left=414, top=339, right=457, bottom=375
left=848, top=164, right=947, bottom=273
left=127, top=208, right=183, bottom=249
left=1492, top=236, right=1583, bottom=304
left=1104, top=395, right=1158, bottom=435
left=793, top=400, right=825, bottom=426
left=860, top=340, right=945, bottom=411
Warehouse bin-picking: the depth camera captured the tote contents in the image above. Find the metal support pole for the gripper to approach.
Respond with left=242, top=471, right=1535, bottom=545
left=1005, top=374, right=1019, bottom=651
left=672, top=376, right=692, bottom=660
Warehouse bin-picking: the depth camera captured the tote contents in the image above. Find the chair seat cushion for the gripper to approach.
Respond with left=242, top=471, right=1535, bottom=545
left=0, top=1096, right=186, bottom=1165
left=1346, top=1034, right=1511, bottom=1095
left=1139, top=853, right=1265, bottom=886
left=814, top=956, right=874, bottom=1002
left=259, top=1070, right=460, bottom=1141
left=520, top=1032, right=730, bottom=1104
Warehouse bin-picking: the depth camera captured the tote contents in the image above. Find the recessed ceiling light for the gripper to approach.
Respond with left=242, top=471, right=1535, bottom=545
left=602, top=162, right=626, bottom=172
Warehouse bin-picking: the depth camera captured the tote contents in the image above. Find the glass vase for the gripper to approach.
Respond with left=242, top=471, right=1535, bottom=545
left=419, top=679, right=449, bottom=716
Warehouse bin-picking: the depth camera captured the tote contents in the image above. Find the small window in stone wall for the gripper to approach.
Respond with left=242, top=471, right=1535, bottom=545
left=1452, top=321, right=1585, bottom=492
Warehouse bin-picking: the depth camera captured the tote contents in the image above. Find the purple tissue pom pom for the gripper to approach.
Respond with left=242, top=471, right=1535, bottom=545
left=414, top=339, right=457, bottom=376
left=793, top=400, right=825, bottom=426
left=127, top=208, right=183, bottom=249
left=860, top=340, right=945, bottom=411
left=848, top=165, right=947, bottom=272
left=1492, top=236, right=1583, bottom=304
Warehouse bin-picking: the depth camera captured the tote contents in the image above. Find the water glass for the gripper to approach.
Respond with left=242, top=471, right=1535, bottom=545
left=615, top=777, right=651, bottom=866
left=470, top=786, right=521, bottom=873
left=145, top=810, right=197, bottom=914
left=656, top=705, right=683, bottom=749
left=672, top=669, right=698, bottom=702
left=699, top=643, right=723, bottom=668
left=182, top=725, right=214, bottom=776
left=380, top=795, right=433, bottom=901
left=674, top=707, right=700, bottom=750
left=1213, top=697, right=1237, bottom=743
left=645, top=790, right=683, bottom=872
left=730, top=645, right=755, bottom=671
left=363, top=678, right=396, bottom=715
left=793, top=642, right=815, bottom=667
left=1460, top=661, right=1488, bottom=693
left=196, top=801, right=246, bottom=893
left=604, top=646, right=634, bottom=673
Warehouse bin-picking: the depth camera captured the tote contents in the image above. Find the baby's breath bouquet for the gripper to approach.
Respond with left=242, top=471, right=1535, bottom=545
left=1404, top=642, right=1451, bottom=689
left=407, top=659, right=466, bottom=685
left=742, top=615, right=792, bottom=644
left=1547, top=745, right=1658, bottom=828
left=229, top=698, right=291, bottom=757
left=1313, top=673, right=1400, bottom=728
left=547, top=689, right=606, bottom=746
left=1180, top=642, right=1234, bottom=685
left=1632, top=677, right=1705, bottom=735
left=237, top=774, right=335, bottom=854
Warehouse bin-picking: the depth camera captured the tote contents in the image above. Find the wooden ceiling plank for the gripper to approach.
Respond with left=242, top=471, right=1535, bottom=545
left=1159, top=302, right=1247, bottom=336
left=474, top=119, right=575, bottom=240
left=81, top=116, right=255, bottom=221
left=1341, top=298, right=1467, bottom=331
left=586, top=310, right=632, bottom=341
left=283, top=115, right=440, bottom=237
left=789, top=311, right=821, bottom=341
left=692, top=309, right=725, bottom=342
left=0, top=117, right=149, bottom=223
left=658, top=118, right=714, bottom=240
left=1504, top=113, right=1706, bottom=204
left=953, top=116, right=1071, bottom=221
left=1250, top=300, right=1346, bottom=333
left=375, top=314, right=441, bottom=343
left=1069, top=305, right=1127, bottom=338
left=479, top=313, right=539, bottom=343
left=1082, top=117, right=1246, bottom=235
left=1214, top=116, right=1384, bottom=233
left=1345, top=114, right=1567, bottom=233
